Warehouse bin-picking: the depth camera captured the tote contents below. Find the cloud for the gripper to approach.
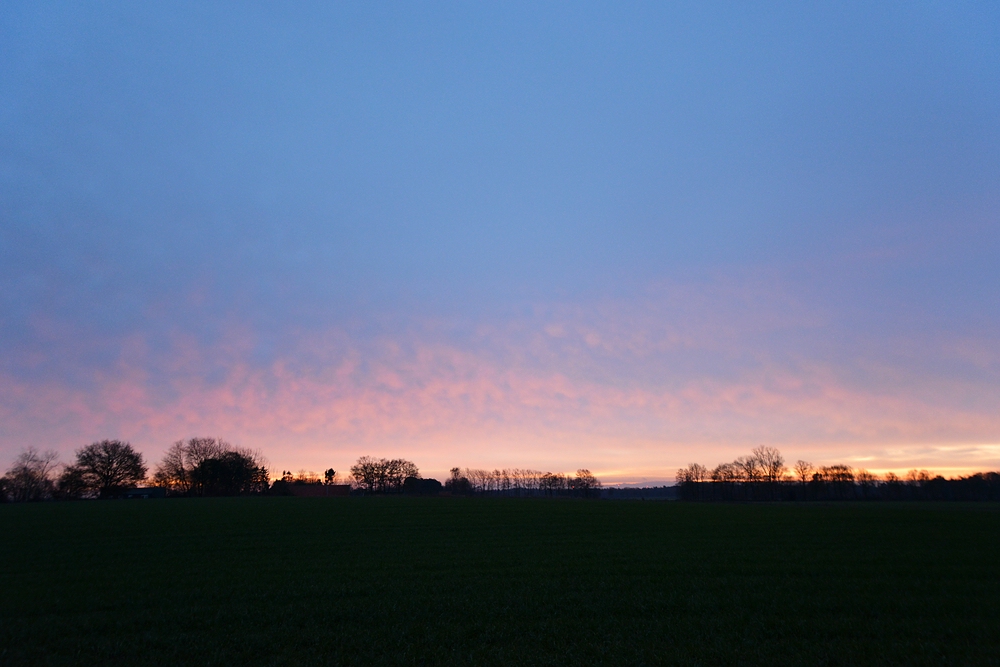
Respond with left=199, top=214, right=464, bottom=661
left=2, top=279, right=998, bottom=479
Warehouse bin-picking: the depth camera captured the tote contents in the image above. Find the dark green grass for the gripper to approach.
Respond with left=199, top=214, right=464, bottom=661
left=1, top=499, right=998, bottom=666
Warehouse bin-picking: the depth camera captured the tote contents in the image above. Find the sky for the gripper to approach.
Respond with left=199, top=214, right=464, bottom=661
left=1, top=1, right=998, bottom=483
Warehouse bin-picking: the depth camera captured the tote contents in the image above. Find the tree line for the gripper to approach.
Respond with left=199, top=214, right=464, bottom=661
left=342, top=459, right=603, bottom=497
left=675, top=447, right=1000, bottom=501
left=443, top=467, right=602, bottom=497
left=0, top=438, right=269, bottom=500
left=349, top=456, right=420, bottom=493
left=7, top=438, right=999, bottom=503
left=1, top=441, right=147, bottom=500
left=152, top=438, right=269, bottom=496
left=0, top=440, right=605, bottom=501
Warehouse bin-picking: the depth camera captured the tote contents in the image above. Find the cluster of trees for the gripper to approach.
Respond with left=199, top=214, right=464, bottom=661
left=444, top=467, right=601, bottom=497
left=340, top=458, right=602, bottom=497
left=270, top=468, right=343, bottom=495
left=152, top=438, right=269, bottom=496
left=2, top=441, right=608, bottom=501
left=0, top=448, right=61, bottom=501
left=349, top=456, right=420, bottom=493
left=0, top=438, right=269, bottom=502
left=675, top=447, right=1000, bottom=501
left=0, top=441, right=147, bottom=500
left=276, top=468, right=339, bottom=485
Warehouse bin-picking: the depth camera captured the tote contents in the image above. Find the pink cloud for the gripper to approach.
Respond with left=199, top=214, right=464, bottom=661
left=2, top=281, right=998, bottom=481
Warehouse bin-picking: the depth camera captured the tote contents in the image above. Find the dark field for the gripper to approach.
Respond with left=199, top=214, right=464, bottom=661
left=1, top=499, right=998, bottom=666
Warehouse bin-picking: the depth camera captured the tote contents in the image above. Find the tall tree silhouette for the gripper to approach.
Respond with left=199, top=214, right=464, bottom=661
left=60, top=440, right=146, bottom=498
left=570, top=469, right=602, bottom=498
left=2, top=448, right=59, bottom=502
left=153, top=438, right=267, bottom=496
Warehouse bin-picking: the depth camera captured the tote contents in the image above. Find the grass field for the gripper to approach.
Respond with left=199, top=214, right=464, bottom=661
left=2, top=499, right=998, bottom=666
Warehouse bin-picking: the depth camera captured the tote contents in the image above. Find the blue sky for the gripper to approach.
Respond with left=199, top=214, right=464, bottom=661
left=1, top=2, right=998, bottom=481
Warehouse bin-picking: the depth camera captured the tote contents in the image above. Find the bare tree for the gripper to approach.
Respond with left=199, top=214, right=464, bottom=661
left=676, top=463, right=708, bottom=484
left=350, top=456, right=419, bottom=493
left=511, top=468, right=544, bottom=495
left=466, top=468, right=491, bottom=494
left=752, top=446, right=786, bottom=484
left=675, top=463, right=709, bottom=500
left=734, top=455, right=762, bottom=484
left=711, top=462, right=738, bottom=483
left=153, top=441, right=190, bottom=493
left=856, top=469, right=879, bottom=498
left=153, top=438, right=259, bottom=495
left=822, top=465, right=854, bottom=484
left=350, top=456, right=379, bottom=492
left=385, top=458, right=419, bottom=491
left=185, top=437, right=229, bottom=468
left=525, top=469, right=542, bottom=493
left=497, top=469, right=512, bottom=495
left=2, top=448, right=59, bottom=502
left=570, top=469, right=602, bottom=498
left=61, top=440, right=147, bottom=498
left=820, top=464, right=855, bottom=499
left=295, top=470, right=320, bottom=484
left=793, top=460, right=813, bottom=485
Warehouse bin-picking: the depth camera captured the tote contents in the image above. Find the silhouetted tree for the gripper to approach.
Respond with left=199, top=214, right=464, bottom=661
left=678, top=448, right=999, bottom=502
left=906, top=469, right=931, bottom=487
left=443, top=466, right=584, bottom=496
left=324, top=468, right=337, bottom=485
left=570, top=469, right=602, bottom=498
left=350, top=456, right=380, bottom=493
left=190, top=450, right=269, bottom=496
left=153, top=438, right=267, bottom=496
left=60, top=440, right=147, bottom=498
left=152, top=441, right=190, bottom=493
left=710, top=462, right=740, bottom=500
left=881, top=472, right=904, bottom=500
left=56, top=465, right=89, bottom=499
left=676, top=463, right=708, bottom=484
left=540, top=472, right=567, bottom=496
left=823, top=465, right=855, bottom=499
left=153, top=438, right=229, bottom=493
left=2, top=448, right=59, bottom=502
left=403, top=476, right=442, bottom=495
left=856, top=469, right=878, bottom=498
left=750, top=446, right=785, bottom=499
left=387, top=459, right=419, bottom=490
left=753, top=446, right=785, bottom=483
left=445, top=467, right=473, bottom=495
left=794, top=460, right=813, bottom=486
left=510, top=468, right=544, bottom=496
left=734, top=455, right=761, bottom=485
left=285, top=470, right=320, bottom=484
left=186, top=437, right=228, bottom=466
left=350, top=456, right=419, bottom=493
left=676, top=463, right=710, bottom=500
